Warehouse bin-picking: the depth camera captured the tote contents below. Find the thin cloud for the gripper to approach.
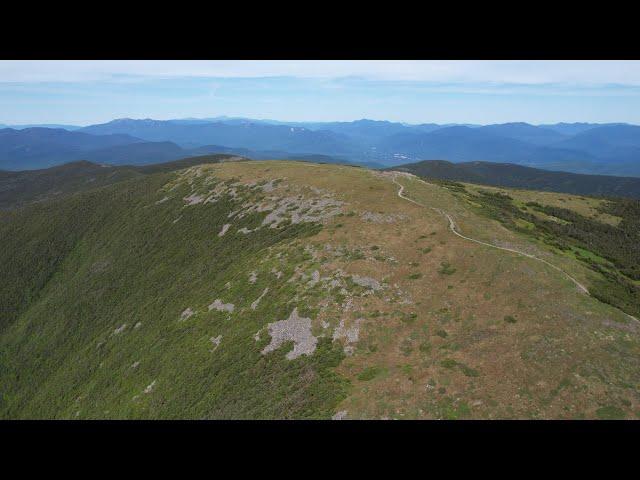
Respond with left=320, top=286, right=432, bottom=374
left=2, top=60, right=640, bottom=87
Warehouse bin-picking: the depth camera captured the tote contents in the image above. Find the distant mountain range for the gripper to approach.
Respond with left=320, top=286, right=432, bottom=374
left=1, top=117, right=639, bottom=176
left=79, top=119, right=359, bottom=154
left=0, top=123, right=82, bottom=130
left=0, top=127, right=382, bottom=171
left=391, top=160, right=640, bottom=199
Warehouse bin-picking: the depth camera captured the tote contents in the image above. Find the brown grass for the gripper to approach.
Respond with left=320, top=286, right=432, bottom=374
left=192, top=161, right=640, bottom=419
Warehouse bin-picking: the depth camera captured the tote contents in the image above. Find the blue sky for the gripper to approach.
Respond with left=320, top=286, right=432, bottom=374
left=2, top=60, right=640, bottom=125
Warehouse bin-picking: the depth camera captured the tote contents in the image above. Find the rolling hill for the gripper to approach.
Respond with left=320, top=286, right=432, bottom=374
left=0, top=155, right=244, bottom=210
left=1, top=159, right=638, bottom=419
left=0, top=127, right=144, bottom=170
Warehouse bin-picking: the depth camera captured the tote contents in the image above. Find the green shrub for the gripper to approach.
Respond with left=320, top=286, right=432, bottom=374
left=460, top=364, right=480, bottom=377
left=596, top=405, right=626, bottom=419
left=357, top=366, right=383, bottom=381
left=439, top=262, right=456, bottom=275
left=440, top=359, right=458, bottom=369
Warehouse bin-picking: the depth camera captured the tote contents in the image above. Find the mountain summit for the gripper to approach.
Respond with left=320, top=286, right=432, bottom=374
left=2, top=159, right=638, bottom=419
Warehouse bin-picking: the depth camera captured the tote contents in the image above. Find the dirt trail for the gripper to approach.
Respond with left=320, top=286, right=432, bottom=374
left=392, top=174, right=589, bottom=292
left=391, top=173, right=640, bottom=323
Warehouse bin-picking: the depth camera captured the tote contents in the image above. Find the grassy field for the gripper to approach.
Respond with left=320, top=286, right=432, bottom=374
left=427, top=179, right=640, bottom=319
left=462, top=183, right=622, bottom=226
left=1, top=160, right=638, bottom=419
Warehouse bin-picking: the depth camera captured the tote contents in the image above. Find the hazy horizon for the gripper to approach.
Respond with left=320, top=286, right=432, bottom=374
left=3, top=60, right=640, bottom=125
left=1, top=116, right=637, bottom=129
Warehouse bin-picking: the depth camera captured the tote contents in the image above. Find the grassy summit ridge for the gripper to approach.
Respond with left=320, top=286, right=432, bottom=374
left=1, top=161, right=639, bottom=419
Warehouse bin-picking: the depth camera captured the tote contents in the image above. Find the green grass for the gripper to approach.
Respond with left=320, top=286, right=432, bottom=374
left=459, top=187, right=640, bottom=318
left=435, top=329, right=448, bottom=338
left=440, top=359, right=458, bottom=369
left=438, top=262, right=457, bottom=275
left=430, top=397, right=471, bottom=420
left=401, top=312, right=418, bottom=325
left=596, top=405, right=626, bottom=420
left=357, top=366, right=383, bottom=381
left=440, top=358, right=479, bottom=377
left=459, top=364, right=480, bottom=377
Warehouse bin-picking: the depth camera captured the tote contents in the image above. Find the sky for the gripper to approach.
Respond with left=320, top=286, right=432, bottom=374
left=2, top=60, right=640, bottom=126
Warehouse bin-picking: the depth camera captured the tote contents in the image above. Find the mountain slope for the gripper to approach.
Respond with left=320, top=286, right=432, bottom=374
left=0, top=128, right=144, bottom=170
left=289, top=119, right=420, bottom=144
left=478, top=122, right=567, bottom=146
left=1, top=161, right=638, bottom=419
left=392, top=160, right=640, bottom=199
left=76, top=141, right=187, bottom=166
left=553, top=124, right=640, bottom=155
left=0, top=161, right=142, bottom=210
left=376, top=126, right=541, bottom=165
left=80, top=118, right=358, bottom=154
left=0, top=155, right=244, bottom=210
left=375, top=125, right=623, bottom=174
left=537, top=123, right=606, bottom=135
